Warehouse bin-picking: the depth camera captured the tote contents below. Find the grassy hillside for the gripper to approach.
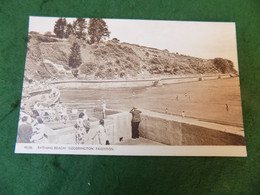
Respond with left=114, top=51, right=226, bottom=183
left=25, top=34, right=237, bottom=80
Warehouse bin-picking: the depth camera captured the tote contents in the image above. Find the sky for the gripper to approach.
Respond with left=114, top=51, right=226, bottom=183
left=28, top=16, right=239, bottom=70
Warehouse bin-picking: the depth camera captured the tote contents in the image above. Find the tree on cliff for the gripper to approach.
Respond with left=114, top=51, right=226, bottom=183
left=69, top=42, right=82, bottom=70
left=54, top=18, right=67, bottom=38
left=65, top=23, right=74, bottom=38
left=88, top=18, right=110, bottom=44
left=72, top=18, right=87, bottom=39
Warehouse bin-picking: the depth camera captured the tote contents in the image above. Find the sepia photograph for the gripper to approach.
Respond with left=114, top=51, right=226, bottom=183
left=15, top=16, right=246, bottom=156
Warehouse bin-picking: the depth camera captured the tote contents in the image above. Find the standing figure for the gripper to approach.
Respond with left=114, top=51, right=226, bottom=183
left=92, top=119, right=108, bottom=145
left=129, top=106, right=142, bottom=139
left=32, top=102, right=40, bottom=118
left=74, top=112, right=90, bottom=144
left=17, top=116, right=33, bottom=143
left=30, top=118, right=49, bottom=143
left=57, top=102, right=64, bottom=121
left=225, top=104, right=229, bottom=112
left=60, top=105, right=68, bottom=124
left=182, top=111, right=185, bottom=118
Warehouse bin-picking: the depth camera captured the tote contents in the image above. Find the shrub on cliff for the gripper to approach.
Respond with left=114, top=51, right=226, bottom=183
left=68, top=42, right=82, bottom=69
left=213, top=58, right=234, bottom=73
left=35, top=34, right=58, bottom=42
left=80, top=62, right=97, bottom=75
left=149, top=64, right=164, bottom=74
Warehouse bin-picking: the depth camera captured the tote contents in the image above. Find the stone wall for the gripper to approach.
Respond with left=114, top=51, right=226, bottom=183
left=51, top=74, right=233, bottom=89
left=95, top=109, right=245, bottom=145
left=106, top=112, right=132, bottom=143
left=139, top=115, right=183, bottom=145
left=139, top=111, right=245, bottom=145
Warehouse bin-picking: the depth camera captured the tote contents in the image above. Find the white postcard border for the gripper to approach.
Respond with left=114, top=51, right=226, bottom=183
left=15, top=143, right=247, bottom=157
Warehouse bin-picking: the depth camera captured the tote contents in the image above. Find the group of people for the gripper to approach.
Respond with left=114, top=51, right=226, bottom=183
left=17, top=112, right=49, bottom=144
left=18, top=98, right=143, bottom=145
left=17, top=99, right=69, bottom=144
left=33, top=101, right=68, bottom=123
left=74, top=112, right=109, bottom=145
left=74, top=106, right=142, bottom=145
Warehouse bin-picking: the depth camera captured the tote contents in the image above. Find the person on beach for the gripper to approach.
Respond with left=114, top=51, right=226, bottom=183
left=74, top=112, right=90, bottom=144
left=30, top=118, right=49, bottom=143
left=129, top=106, right=142, bottom=139
left=91, top=119, right=108, bottom=145
left=17, top=116, right=33, bottom=143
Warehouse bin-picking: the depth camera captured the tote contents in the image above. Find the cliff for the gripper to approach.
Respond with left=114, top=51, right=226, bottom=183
left=25, top=33, right=237, bottom=80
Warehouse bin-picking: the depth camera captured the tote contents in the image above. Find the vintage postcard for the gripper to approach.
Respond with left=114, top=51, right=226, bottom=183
left=15, top=16, right=246, bottom=156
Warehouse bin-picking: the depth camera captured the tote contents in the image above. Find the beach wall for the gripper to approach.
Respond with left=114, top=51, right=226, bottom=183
left=52, top=79, right=155, bottom=88
left=51, top=74, right=234, bottom=89
left=106, top=112, right=132, bottom=143
left=139, top=115, right=183, bottom=145
left=139, top=112, right=245, bottom=145
left=102, top=109, right=245, bottom=145
left=48, top=110, right=245, bottom=145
